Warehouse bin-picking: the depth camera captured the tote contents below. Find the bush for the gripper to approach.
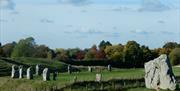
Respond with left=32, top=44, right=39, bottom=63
left=169, top=48, right=180, bottom=65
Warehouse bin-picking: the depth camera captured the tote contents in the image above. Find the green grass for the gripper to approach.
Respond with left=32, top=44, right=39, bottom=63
left=0, top=57, right=68, bottom=76
left=0, top=57, right=179, bottom=91
left=0, top=67, right=179, bottom=91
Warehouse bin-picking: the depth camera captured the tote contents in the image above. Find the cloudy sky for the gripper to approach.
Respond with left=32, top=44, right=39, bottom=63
left=0, top=0, right=180, bottom=49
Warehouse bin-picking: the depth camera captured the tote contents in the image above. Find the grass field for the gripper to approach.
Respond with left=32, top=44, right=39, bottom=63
left=0, top=57, right=179, bottom=91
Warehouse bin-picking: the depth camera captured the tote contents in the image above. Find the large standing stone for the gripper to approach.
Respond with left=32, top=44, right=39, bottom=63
left=11, top=65, right=18, bottom=78
left=36, top=64, right=40, bottom=75
left=144, top=54, right=176, bottom=90
left=27, top=67, right=33, bottom=80
left=19, top=66, right=23, bottom=79
left=68, top=65, right=72, bottom=74
left=96, top=74, right=102, bottom=82
left=108, top=64, right=112, bottom=71
left=43, top=68, right=50, bottom=81
left=88, top=66, right=92, bottom=72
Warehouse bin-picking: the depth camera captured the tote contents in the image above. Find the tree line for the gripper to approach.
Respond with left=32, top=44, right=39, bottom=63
left=0, top=37, right=180, bottom=67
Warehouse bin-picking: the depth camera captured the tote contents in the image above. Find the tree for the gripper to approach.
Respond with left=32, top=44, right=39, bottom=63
left=169, top=48, right=180, bottom=65
left=2, top=42, right=16, bottom=57
left=140, top=45, right=153, bottom=65
left=33, top=45, right=50, bottom=58
left=163, top=42, right=178, bottom=49
left=95, top=49, right=106, bottom=60
left=67, top=48, right=80, bottom=59
left=84, top=45, right=98, bottom=60
left=47, top=50, right=55, bottom=60
left=104, top=45, right=124, bottom=61
left=0, top=42, right=3, bottom=57
left=55, top=48, right=68, bottom=60
left=160, top=42, right=178, bottom=55
left=98, top=40, right=112, bottom=50
left=76, top=51, right=85, bottom=60
left=159, top=48, right=172, bottom=55
left=11, top=37, right=35, bottom=57
left=124, top=41, right=141, bottom=67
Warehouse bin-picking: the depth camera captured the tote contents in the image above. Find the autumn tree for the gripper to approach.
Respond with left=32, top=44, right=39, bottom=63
left=55, top=48, right=68, bottom=60
left=33, top=45, right=50, bottom=58
left=76, top=51, right=85, bottom=60
left=2, top=42, right=16, bottom=57
left=67, top=48, right=80, bottom=59
left=104, top=44, right=124, bottom=61
left=84, top=45, right=98, bottom=60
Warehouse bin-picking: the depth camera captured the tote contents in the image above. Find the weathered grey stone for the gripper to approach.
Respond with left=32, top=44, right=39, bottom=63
left=68, top=65, right=72, bottom=74
left=43, top=68, right=50, bottom=81
left=11, top=65, right=18, bottom=78
left=36, top=64, right=40, bottom=75
left=108, top=64, right=112, bottom=71
left=96, top=74, right=102, bottom=82
left=88, top=66, right=92, bottom=72
left=27, top=67, right=33, bottom=80
left=19, top=66, right=23, bottom=79
left=144, top=54, right=177, bottom=90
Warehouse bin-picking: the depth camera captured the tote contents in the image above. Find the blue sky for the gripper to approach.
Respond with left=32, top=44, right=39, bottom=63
left=0, top=0, right=180, bottom=49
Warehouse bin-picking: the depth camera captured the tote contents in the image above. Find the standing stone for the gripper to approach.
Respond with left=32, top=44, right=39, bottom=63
left=36, top=64, right=40, bottom=75
left=96, top=74, right=102, bottom=82
left=73, top=76, right=77, bottom=82
left=19, top=66, right=23, bottom=79
left=108, top=64, right=112, bottom=71
left=68, top=65, right=72, bottom=74
left=144, top=54, right=176, bottom=90
left=27, top=67, right=33, bottom=80
left=11, top=65, right=18, bottom=78
left=88, top=66, right=92, bottom=72
left=43, top=68, right=50, bottom=81
left=53, top=68, right=58, bottom=81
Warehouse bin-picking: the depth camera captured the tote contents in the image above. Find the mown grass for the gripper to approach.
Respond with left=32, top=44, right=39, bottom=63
left=0, top=67, right=179, bottom=91
left=0, top=57, right=179, bottom=91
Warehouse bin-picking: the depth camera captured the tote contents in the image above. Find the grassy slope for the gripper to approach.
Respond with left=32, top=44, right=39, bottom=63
left=0, top=57, right=68, bottom=76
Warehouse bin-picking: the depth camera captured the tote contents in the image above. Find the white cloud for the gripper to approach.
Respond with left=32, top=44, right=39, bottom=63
left=160, top=31, right=174, bottom=35
left=0, top=0, right=15, bottom=10
left=40, top=18, right=54, bottom=23
left=131, top=29, right=152, bottom=35
left=57, top=0, right=92, bottom=6
left=139, top=0, right=170, bottom=12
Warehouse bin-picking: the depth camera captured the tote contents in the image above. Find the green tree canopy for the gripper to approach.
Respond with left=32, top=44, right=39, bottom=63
left=124, top=41, right=141, bottom=67
left=98, top=40, right=112, bottom=50
left=0, top=42, right=3, bottom=57
left=163, top=42, right=178, bottom=49
left=11, top=37, right=36, bottom=57
left=169, top=48, right=180, bottom=65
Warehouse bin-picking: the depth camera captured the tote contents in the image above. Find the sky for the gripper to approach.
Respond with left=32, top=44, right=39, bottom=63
left=0, top=0, right=180, bottom=49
